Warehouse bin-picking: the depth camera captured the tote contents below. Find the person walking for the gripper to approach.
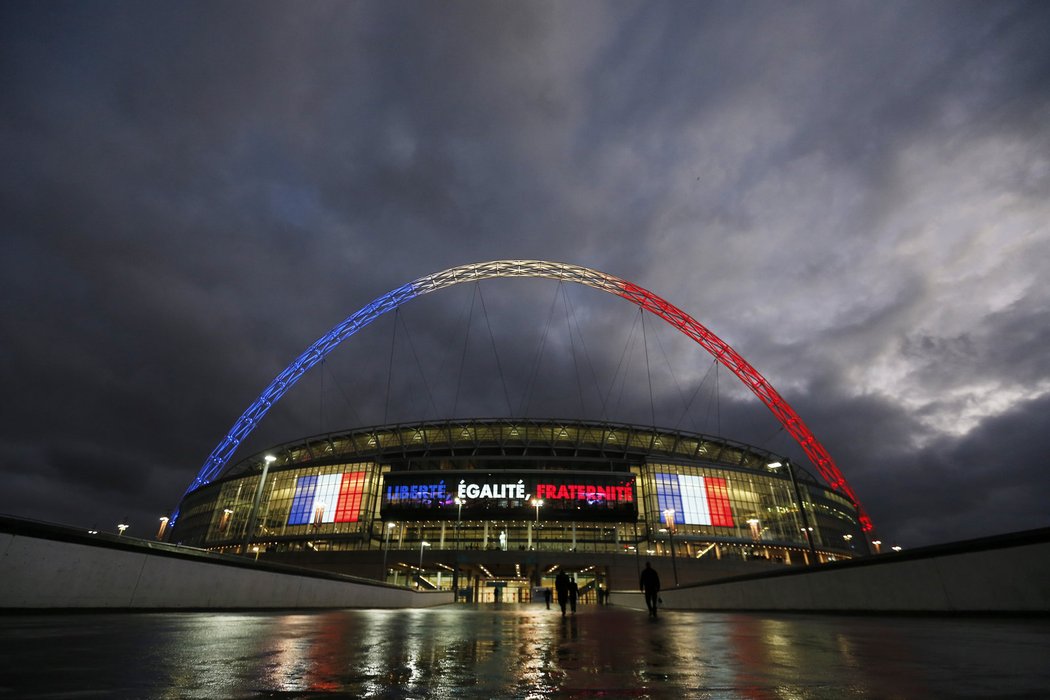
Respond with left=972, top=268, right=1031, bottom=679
left=555, top=570, right=570, bottom=617
left=568, top=576, right=579, bottom=615
left=639, top=561, right=661, bottom=617
left=544, top=587, right=552, bottom=610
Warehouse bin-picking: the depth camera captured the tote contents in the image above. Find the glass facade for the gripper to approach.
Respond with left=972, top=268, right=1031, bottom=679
left=172, top=420, right=866, bottom=566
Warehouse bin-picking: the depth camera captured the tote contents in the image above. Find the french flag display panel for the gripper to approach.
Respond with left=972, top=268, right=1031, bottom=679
left=287, top=472, right=367, bottom=525
left=655, top=473, right=734, bottom=528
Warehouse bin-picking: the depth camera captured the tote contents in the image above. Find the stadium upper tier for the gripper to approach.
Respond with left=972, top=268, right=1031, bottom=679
left=219, top=418, right=794, bottom=482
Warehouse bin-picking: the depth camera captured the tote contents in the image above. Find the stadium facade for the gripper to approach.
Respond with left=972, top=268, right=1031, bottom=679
left=174, top=418, right=868, bottom=601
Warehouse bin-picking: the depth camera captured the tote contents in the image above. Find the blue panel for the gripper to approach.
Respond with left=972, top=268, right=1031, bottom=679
left=287, top=475, right=318, bottom=525
left=654, top=472, right=685, bottom=525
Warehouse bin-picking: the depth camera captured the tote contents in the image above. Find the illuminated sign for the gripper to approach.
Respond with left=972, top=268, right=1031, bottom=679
left=457, top=479, right=526, bottom=500
left=654, top=473, right=734, bottom=527
left=385, top=482, right=448, bottom=502
left=381, top=471, right=637, bottom=522
left=383, top=479, right=530, bottom=503
left=534, top=482, right=633, bottom=503
left=288, top=472, right=366, bottom=525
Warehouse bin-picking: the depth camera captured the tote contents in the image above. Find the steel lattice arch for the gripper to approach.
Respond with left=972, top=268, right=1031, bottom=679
left=175, top=260, right=871, bottom=532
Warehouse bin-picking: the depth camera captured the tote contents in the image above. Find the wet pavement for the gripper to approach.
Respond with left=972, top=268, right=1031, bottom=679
left=1, top=604, right=1048, bottom=699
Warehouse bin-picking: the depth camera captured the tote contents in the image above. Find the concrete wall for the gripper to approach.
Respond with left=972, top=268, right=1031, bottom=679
left=614, top=527, right=1050, bottom=614
left=0, top=518, right=451, bottom=610
left=7, top=515, right=1047, bottom=613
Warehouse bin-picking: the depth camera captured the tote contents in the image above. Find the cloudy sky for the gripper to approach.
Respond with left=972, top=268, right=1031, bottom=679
left=3, top=1, right=1048, bottom=548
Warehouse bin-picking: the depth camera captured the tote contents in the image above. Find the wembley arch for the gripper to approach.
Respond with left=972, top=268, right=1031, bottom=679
left=175, top=259, right=872, bottom=532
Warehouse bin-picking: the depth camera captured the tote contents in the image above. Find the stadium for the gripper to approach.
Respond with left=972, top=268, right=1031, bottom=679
left=173, top=418, right=868, bottom=602
left=170, top=261, right=872, bottom=602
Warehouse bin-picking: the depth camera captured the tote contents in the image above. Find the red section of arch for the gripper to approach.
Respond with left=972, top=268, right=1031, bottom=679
left=617, top=281, right=872, bottom=532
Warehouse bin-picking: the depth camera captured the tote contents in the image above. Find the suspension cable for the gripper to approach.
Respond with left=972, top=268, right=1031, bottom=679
left=651, top=317, right=692, bottom=426
left=383, top=307, right=399, bottom=425
left=321, top=358, right=365, bottom=429
left=641, top=307, right=656, bottom=428
left=518, top=282, right=562, bottom=416
left=672, top=358, right=718, bottom=433
left=452, top=284, right=479, bottom=418
left=715, top=362, right=721, bottom=435
left=759, top=422, right=788, bottom=448
left=397, top=309, right=440, bottom=420
left=427, top=282, right=478, bottom=417
left=476, top=283, right=514, bottom=416
left=563, top=286, right=606, bottom=418
left=560, top=285, right=587, bottom=416
left=607, top=308, right=642, bottom=419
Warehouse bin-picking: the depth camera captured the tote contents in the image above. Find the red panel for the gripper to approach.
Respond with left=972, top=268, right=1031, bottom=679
left=704, top=477, right=734, bottom=528
left=335, top=471, right=366, bottom=522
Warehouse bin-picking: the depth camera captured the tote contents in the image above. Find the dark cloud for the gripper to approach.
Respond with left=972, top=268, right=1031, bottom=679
left=2, top=1, right=1048, bottom=546
left=854, top=392, right=1050, bottom=546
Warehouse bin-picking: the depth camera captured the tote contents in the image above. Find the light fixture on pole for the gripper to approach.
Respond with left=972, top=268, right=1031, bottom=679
left=156, top=516, right=169, bottom=540
left=242, top=454, right=276, bottom=555
left=453, top=499, right=464, bottom=601
left=419, top=540, right=431, bottom=569
left=872, top=539, right=882, bottom=554
left=663, top=508, right=678, bottom=586
left=533, top=498, right=544, bottom=549
left=770, top=459, right=817, bottom=557
left=382, top=522, right=396, bottom=581
left=801, top=526, right=815, bottom=555
left=455, top=497, right=464, bottom=549
left=117, top=520, right=129, bottom=537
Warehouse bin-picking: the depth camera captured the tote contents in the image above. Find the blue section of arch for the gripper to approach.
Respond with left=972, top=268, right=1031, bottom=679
left=172, top=281, right=419, bottom=521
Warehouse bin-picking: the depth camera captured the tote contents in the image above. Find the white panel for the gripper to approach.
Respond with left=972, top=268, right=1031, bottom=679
left=678, top=474, right=712, bottom=526
left=312, top=473, right=343, bottom=524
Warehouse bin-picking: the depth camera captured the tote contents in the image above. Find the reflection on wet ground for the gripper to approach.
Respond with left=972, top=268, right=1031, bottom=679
left=1, top=605, right=1048, bottom=698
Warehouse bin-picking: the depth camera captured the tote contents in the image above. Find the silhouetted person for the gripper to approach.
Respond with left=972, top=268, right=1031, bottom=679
left=544, top=587, right=552, bottom=609
left=568, top=576, right=579, bottom=614
left=640, top=561, right=661, bottom=617
left=555, top=570, right=570, bottom=616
